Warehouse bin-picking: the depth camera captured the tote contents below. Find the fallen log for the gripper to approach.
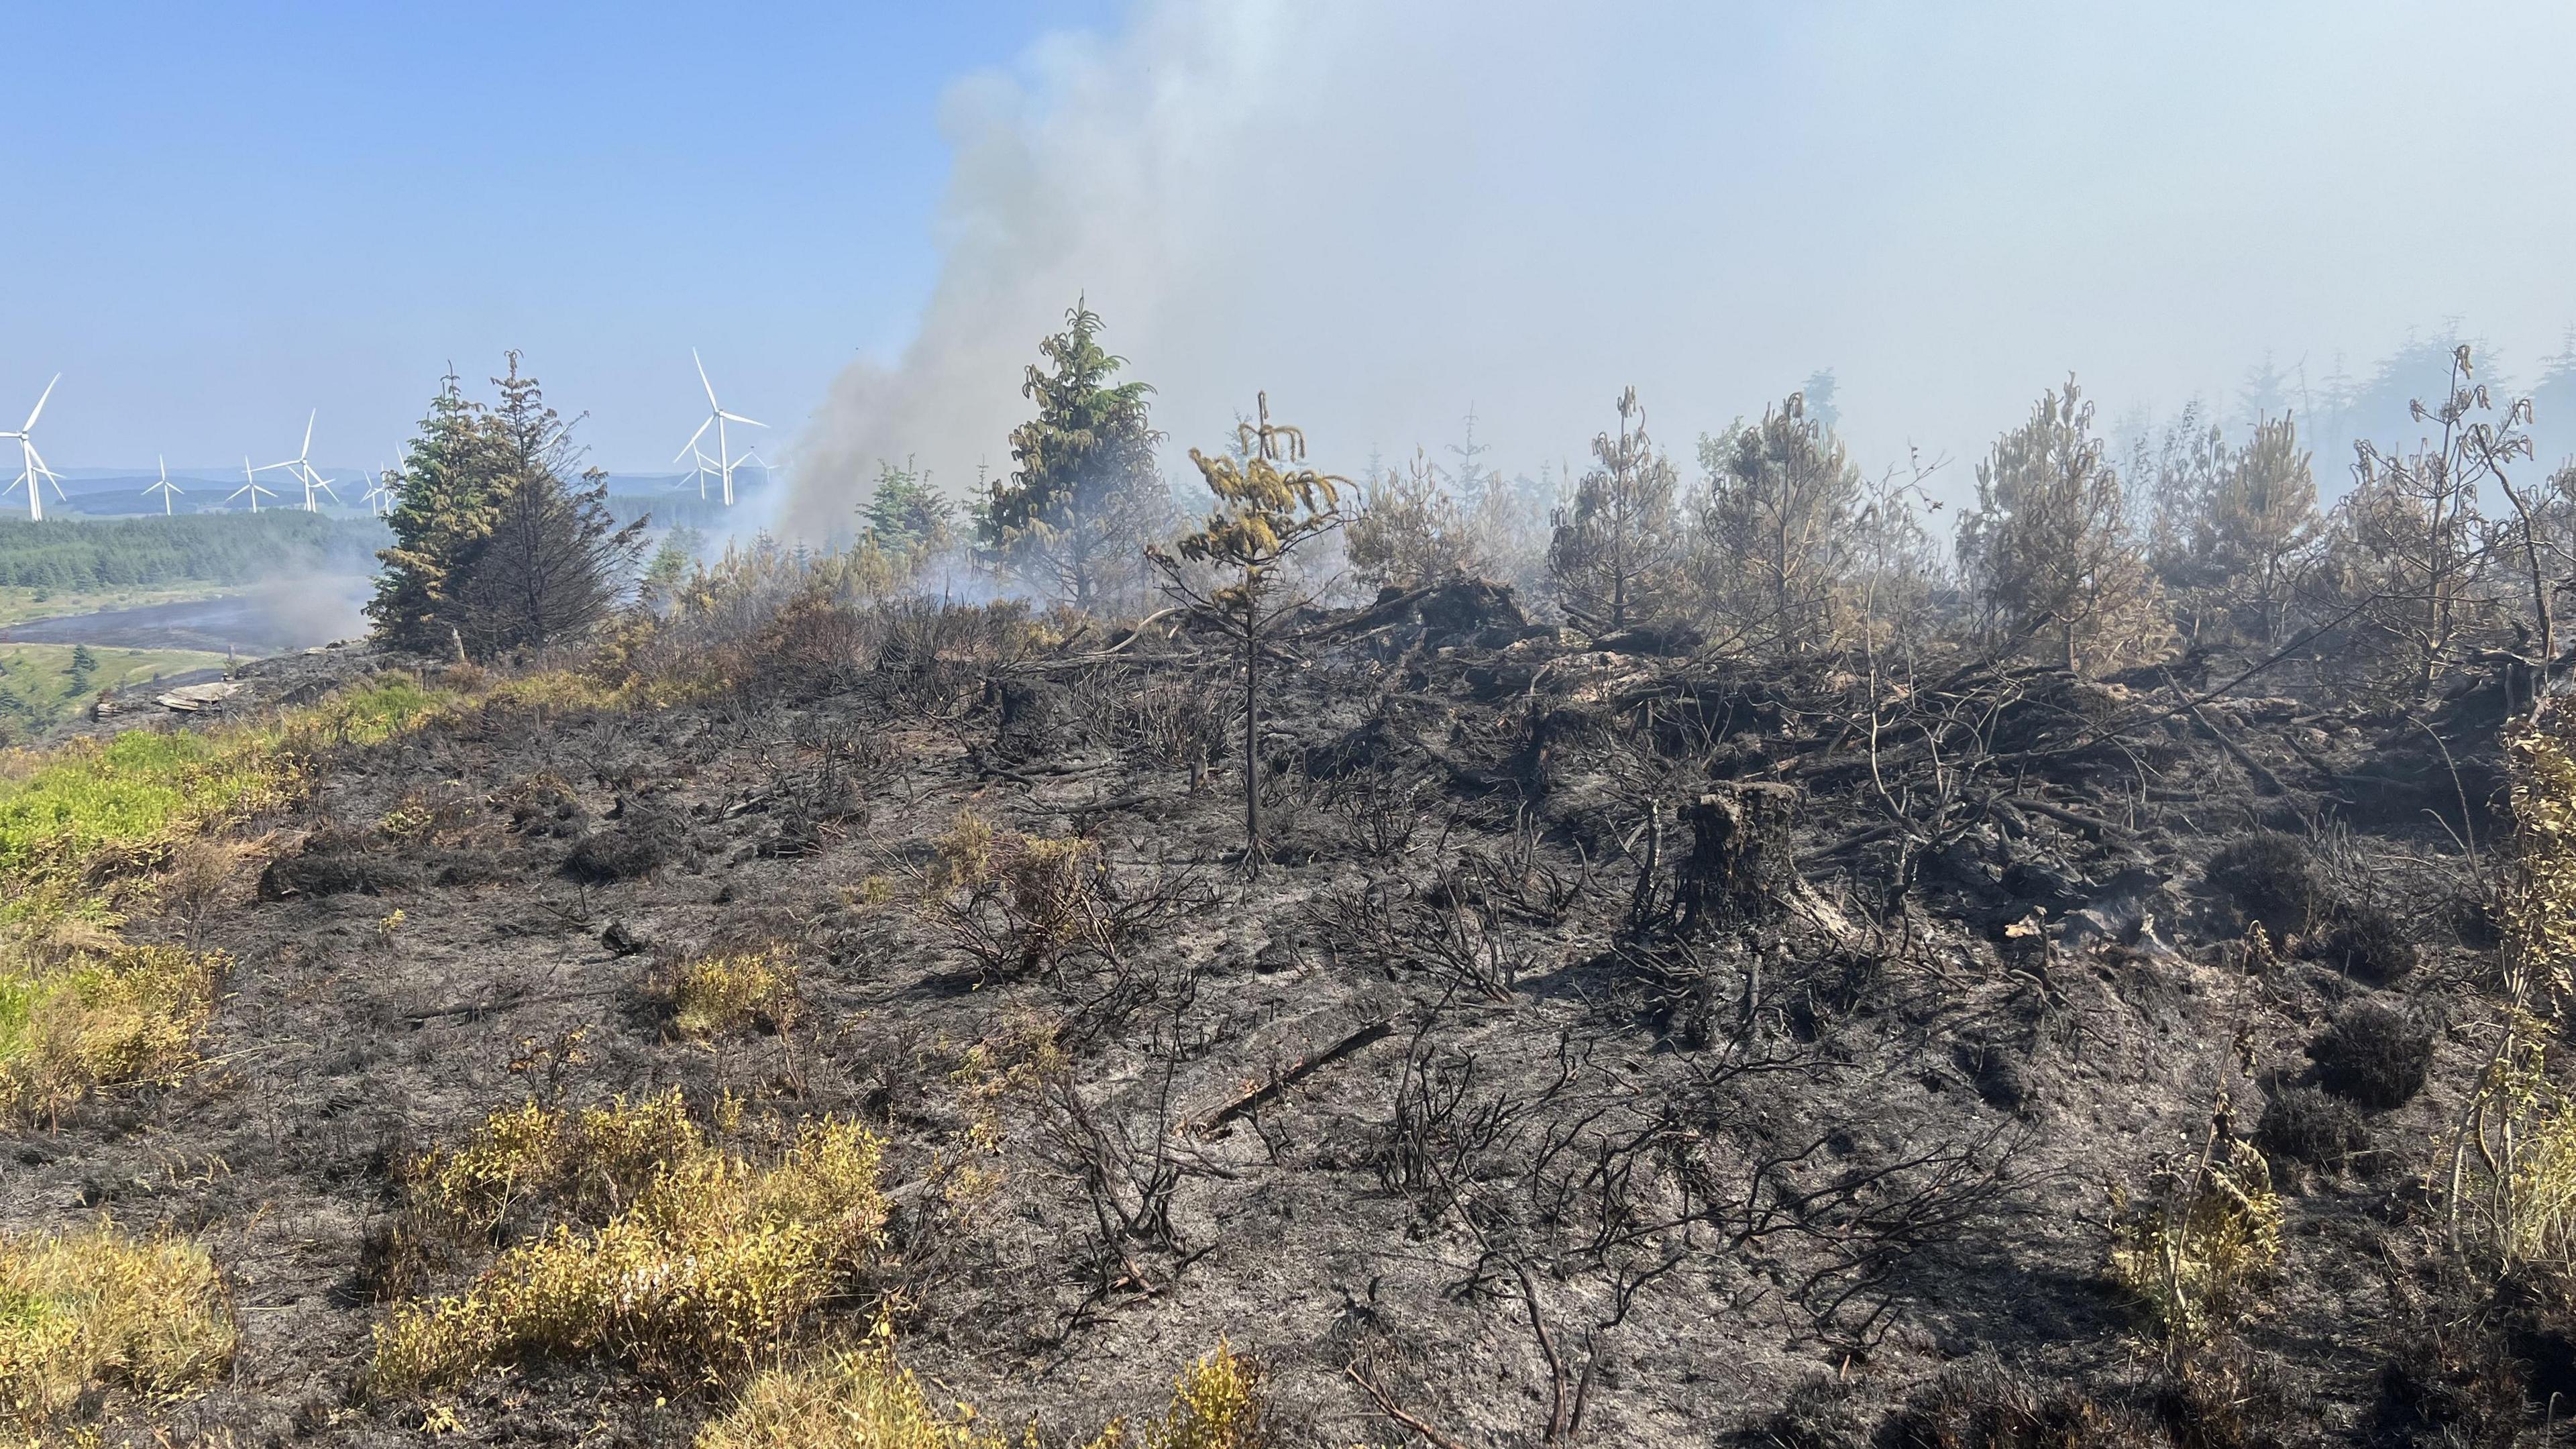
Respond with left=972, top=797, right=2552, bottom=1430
left=1197, top=1017, right=1396, bottom=1134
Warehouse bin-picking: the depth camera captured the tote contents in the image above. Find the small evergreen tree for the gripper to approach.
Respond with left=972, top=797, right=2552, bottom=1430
left=367, top=370, right=496, bottom=653
left=1548, top=387, right=1680, bottom=635
left=637, top=525, right=705, bottom=616
left=2202, top=415, right=2320, bottom=646
left=1149, top=393, right=1344, bottom=868
left=981, top=299, right=1165, bottom=610
left=368, top=356, right=643, bottom=658
left=1345, top=448, right=1481, bottom=591
left=1691, top=390, right=1861, bottom=653
left=860, top=458, right=955, bottom=557
left=1957, top=377, right=2167, bottom=673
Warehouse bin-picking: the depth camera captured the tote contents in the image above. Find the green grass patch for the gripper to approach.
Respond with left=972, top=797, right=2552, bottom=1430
left=0, top=643, right=233, bottom=743
left=0, top=671, right=447, bottom=888
left=0, top=669, right=451, bottom=1122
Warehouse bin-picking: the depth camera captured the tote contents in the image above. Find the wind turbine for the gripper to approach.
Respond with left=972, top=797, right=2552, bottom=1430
left=361, top=460, right=400, bottom=517
left=227, top=457, right=278, bottom=514
left=143, top=456, right=185, bottom=515
left=680, top=443, right=721, bottom=500
left=676, top=350, right=764, bottom=506
left=737, top=444, right=784, bottom=487
left=260, top=411, right=341, bottom=512
left=0, top=374, right=66, bottom=522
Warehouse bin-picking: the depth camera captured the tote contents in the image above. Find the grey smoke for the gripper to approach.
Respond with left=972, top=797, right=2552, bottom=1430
left=789, top=0, right=2576, bottom=535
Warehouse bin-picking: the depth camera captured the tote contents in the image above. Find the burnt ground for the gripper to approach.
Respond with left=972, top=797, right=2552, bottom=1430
left=0, top=582, right=2538, bottom=1446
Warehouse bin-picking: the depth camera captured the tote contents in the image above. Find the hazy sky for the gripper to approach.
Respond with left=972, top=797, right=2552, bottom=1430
left=7, top=1, right=2575, bottom=519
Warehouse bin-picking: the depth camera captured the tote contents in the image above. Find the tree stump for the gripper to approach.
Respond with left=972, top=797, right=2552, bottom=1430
left=1677, top=782, right=1800, bottom=934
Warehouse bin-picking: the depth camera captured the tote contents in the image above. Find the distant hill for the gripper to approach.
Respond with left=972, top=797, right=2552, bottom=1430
left=0, top=512, right=388, bottom=590
left=27, top=470, right=763, bottom=518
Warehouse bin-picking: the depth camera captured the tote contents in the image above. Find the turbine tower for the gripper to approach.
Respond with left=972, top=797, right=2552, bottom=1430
left=260, top=411, right=341, bottom=512
left=143, top=456, right=185, bottom=515
left=0, top=375, right=66, bottom=522
left=227, top=457, right=278, bottom=514
left=677, top=350, right=764, bottom=507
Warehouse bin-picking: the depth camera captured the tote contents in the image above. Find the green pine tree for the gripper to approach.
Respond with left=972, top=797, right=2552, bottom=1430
left=980, top=299, right=1165, bottom=610
left=451, top=355, right=646, bottom=655
left=367, top=369, right=499, bottom=654
left=366, top=356, right=642, bottom=657
left=860, top=458, right=955, bottom=556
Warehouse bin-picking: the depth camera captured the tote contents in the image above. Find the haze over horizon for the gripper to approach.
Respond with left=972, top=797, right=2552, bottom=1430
left=8, top=1, right=2575, bottom=527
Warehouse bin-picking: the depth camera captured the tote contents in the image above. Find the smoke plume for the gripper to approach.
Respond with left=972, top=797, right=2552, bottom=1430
left=789, top=0, right=2576, bottom=535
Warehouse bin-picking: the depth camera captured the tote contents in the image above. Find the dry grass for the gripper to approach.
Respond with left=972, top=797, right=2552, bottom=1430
left=371, top=1110, right=885, bottom=1395
left=665, top=945, right=801, bottom=1038
left=694, top=1318, right=998, bottom=1449
left=0, top=1222, right=237, bottom=1432
left=0, top=945, right=225, bottom=1127
left=698, top=1329, right=1272, bottom=1449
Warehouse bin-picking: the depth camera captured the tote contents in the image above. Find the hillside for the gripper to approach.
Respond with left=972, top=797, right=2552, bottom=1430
left=0, top=574, right=2554, bottom=1447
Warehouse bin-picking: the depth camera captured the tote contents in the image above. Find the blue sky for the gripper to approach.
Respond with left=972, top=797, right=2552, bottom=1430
left=8, top=1, right=2576, bottom=508
left=0, top=2, right=1112, bottom=472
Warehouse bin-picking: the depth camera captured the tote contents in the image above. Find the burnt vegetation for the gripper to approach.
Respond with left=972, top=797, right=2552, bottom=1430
left=22, top=327, right=2576, bottom=1447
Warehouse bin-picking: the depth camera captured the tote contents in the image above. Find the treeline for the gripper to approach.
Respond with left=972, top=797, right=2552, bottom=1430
left=0, top=513, right=388, bottom=592
left=392, top=307, right=2576, bottom=722
left=920, top=309, right=2576, bottom=713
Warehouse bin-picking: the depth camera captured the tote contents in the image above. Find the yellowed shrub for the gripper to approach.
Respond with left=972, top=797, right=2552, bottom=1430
left=1116, top=1340, right=1273, bottom=1449
left=2445, top=1018, right=2576, bottom=1269
left=2503, top=713, right=2576, bottom=1008
left=0, top=945, right=225, bottom=1126
left=694, top=1318, right=997, bottom=1449
left=0, top=1222, right=237, bottom=1431
left=2109, top=1138, right=2282, bottom=1344
left=919, top=811, right=1112, bottom=978
left=401, top=1090, right=704, bottom=1252
left=371, top=1116, right=885, bottom=1395
left=667, top=946, right=800, bottom=1038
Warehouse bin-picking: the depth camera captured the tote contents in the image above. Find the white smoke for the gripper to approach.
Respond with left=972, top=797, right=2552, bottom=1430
left=790, top=0, right=2576, bottom=534
left=784, top=3, right=1345, bottom=539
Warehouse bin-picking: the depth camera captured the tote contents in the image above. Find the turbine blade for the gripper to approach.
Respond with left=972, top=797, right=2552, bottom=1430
left=302, top=410, right=316, bottom=458
left=23, top=374, right=60, bottom=431
left=719, top=411, right=765, bottom=428
left=694, top=349, right=718, bottom=408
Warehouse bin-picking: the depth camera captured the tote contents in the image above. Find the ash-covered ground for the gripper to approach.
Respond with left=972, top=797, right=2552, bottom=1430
left=4, top=580, right=2534, bottom=1446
